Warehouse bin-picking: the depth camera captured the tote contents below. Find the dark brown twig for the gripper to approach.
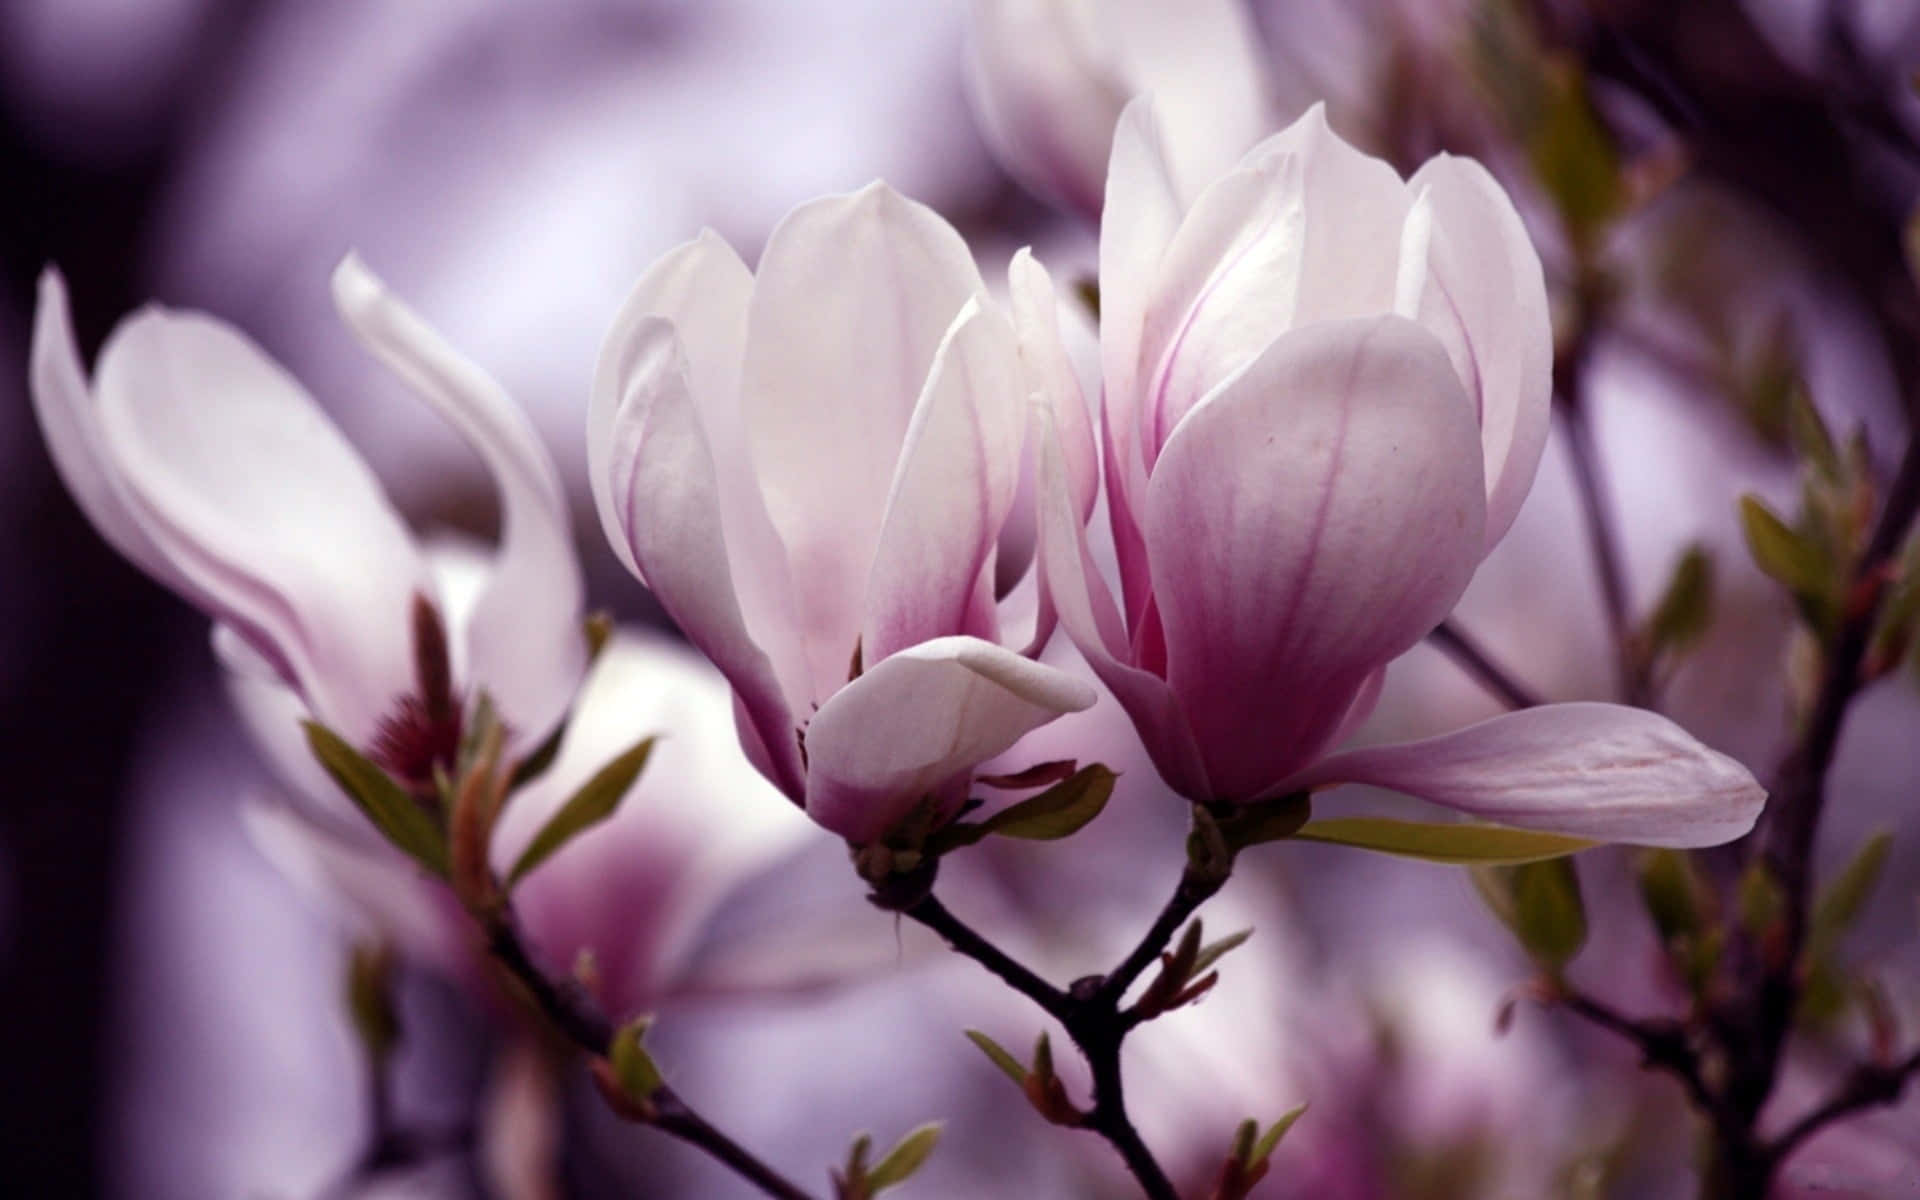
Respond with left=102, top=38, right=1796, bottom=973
left=1428, top=619, right=1547, bottom=710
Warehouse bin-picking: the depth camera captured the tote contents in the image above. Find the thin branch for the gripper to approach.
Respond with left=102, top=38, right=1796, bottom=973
left=1766, top=1048, right=1920, bottom=1163
left=899, top=894, right=1074, bottom=1022
left=482, top=912, right=815, bottom=1200
left=1428, top=619, right=1546, bottom=710
left=1097, top=867, right=1227, bottom=1015
left=1556, top=989, right=1725, bottom=1128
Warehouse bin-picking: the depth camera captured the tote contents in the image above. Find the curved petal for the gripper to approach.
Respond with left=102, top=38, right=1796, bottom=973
left=1145, top=315, right=1486, bottom=802
left=91, top=306, right=425, bottom=745
left=1137, top=147, right=1305, bottom=462
left=1035, top=406, right=1211, bottom=799
left=965, top=0, right=1129, bottom=219
left=1098, top=98, right=1182, bottom=623
left=803, top=635, right=1097, bottom=843
left=741, top=182, right=987, bottom=705
left=863, top=299, right=1025, bottom=664
left=331, top=256, right=584, bottom=746
left=604, top=318, right=804, bottom=799
left=1284, top=704, right=1767, bottom=848
left=1401, top=155, right=1554, bottom=550
left=1106, top=0, right=1272, bottom=204
left=214, top=623, right=349, bottom=826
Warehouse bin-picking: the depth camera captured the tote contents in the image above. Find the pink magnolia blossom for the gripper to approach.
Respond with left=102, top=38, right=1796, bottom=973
left=29, top=255, right=585, bottom=782
left=1038, top=100, right=1765, bottom=845
left=590, top=182, right=1101, bottom=845
left=964, top=0, right=1271, bottom=218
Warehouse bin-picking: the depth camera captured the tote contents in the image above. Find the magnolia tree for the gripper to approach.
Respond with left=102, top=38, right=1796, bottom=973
left=27, top=0, right=1920, bottom=1196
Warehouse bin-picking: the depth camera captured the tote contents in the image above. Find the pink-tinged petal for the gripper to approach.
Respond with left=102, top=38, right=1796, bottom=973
left=803, top=635, right=1097, bottom=843
left=1401, top=155, right=1553, bottom=550
left=1099, top=99, right=1182, bottom=624
left=604, top=318, right=804, bottom=800
left=1137, top=148, right=1306, bottom=462
left=1035, top=407, right=1212, bottom=799
left=1105, top=0, right=1271, bottom=204
left=863, top=300, right=1025, bottom=664
left=91, top=306, right=425, bottom=746
left=741, top=182, right=987, bottom=705
left=965, top=0, right=1129, bottom=220
left=1285, top=704, right=1766, bottom=848
left=30, top=268, right=190, bottom=594
left=592, top=232, right=808, bottom=712
left=1145, top=316, right=1486, bottom=802
left=331, top=256, right=584, bottom=746
left=214, top=624, right=345, bottom=825
left=1245, top=103, right=1411, bottom=326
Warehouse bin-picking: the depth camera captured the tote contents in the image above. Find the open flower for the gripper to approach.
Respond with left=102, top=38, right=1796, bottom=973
left=965, top=0, right=1271, bottom=218
left=29, top=256, right=585, bottom=794
left=589, top=182, right=1098, bottom=845
left=1038, top=100, right=1764, bottom=845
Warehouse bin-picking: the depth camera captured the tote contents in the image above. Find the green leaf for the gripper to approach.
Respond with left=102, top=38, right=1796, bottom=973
left=1786, top=388, right=1841, bottom=481
left=344, top=942, right=399, bottom=1063
left=1738, top=861, right=1788, bottom=941
left=866, top=1123, right=942, bottom=1191
left=975, top=764, right=1115, bottom=841
left=1643, top=545, right=1715, bottom=660
left=304, top=721, right=448, bottom=876
left=507, top=736, right=656, bottom=887
left=1252, top=1102, right=1309, bottom=1162
left=1527, top=61, right=1626, bottom=252
left=1189, top=929, right=1254, bottom=980
left=1293, top=818, right=1595, bottom=865
left=964, top=1031, right=1027, bottom=1087
left=1739, top=495, right=1831, bottom=604
left=1498, top=859, right=1588, bottom=970
left=507, top=714, right=570, bottom=793
left=608, top=1016, right=663, bottom=1101
left=1808, top=832, right=1894, bottom=961
left=1637, top=849, right=1705, bottom=944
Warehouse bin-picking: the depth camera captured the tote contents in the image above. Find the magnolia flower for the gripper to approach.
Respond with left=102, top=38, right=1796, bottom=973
left=965, top=0, right=1271, bottom=217
left=589, top=182, right=1099, bottom=845
left=249, top=630, right=850, bottom=1022
left=1038, top=100, right=1765, bottom=845
left=29, top=255, right=584, bottom=792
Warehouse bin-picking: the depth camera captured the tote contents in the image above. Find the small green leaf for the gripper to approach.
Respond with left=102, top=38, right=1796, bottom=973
left=608, top=1016, right=663, bottom=1101
left=304, top=722, right=448, bottom=876
left=1294, top=818, right=1595, bottom=865
left=1738, top=861, right=1788, bottom=941
left=1637, top=849, right=1705, bottom=944
left=1786, top=388, right=1841, bottom=481
left=975, top=764, right=1115, bottom=841
left=1189, top=928, right=1254, bottom=980
left=964, top=1030, right=1027, bottom=1087
left=507, top=715, right=570, bottom=793
left=1642, top=545, right=1715, bottom=661
left=507, top=736, right=656, bottom=886
left=1485, top=858, right=1588, bottom=970
left=1739, top=495, right=1831, bottom=604
left=866, top=1123, right=942, bottom=1191
left=1528, top=61, right=1626, bottom=252
left=344, top=942, right=399, bottom=1063
left=1808, top=832, right=1894, bottom=961
left=1252, top=1102, right=1308, bottom=1162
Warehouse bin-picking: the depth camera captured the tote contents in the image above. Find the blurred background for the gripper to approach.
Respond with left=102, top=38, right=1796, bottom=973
left=3, top=0, right=1919, bottom=1196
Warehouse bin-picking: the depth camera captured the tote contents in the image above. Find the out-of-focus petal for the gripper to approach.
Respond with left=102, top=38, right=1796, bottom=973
left=1400, top=155, right=1553, bottom=550
left=1137, top=148, right=1305, bottom=461
left=1284, top=703, right=1767, bottom=848
left=965, top=0, right=1129, bottom=219
left=604, top=318, right=803, bottom=799
left=1144, top=316, right=1485, bottom=801
left=740, top=182, right=985, bottom=704
left=331, top=255, right=584, bottom=745
left=863, top=300, right=1024, bottom=664
left=1010, top=248, right=1097, bottom=523
left=1105, top=0, right=1271, bottom=204
left=1035, top=409, right=1211, bottom=799
left=1098, top=98, right=1182, bottom=623
left=802, top=636, right=1096, bottom=843
left=92, top=306, right=425, bottom=745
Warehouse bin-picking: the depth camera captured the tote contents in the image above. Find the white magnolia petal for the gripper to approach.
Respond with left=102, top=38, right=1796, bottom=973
left=332, top=255, right=584, bottom=745
left=863, top=300, right=1025, bottom=664
left=803, top=635, right=1097, bottom=843
left=1403, top=154, right=1554, bottom=550
left=1145, top=316, right=1486, bottom=801
left=92, top=305, right=425, bottom=744
left=741, top=182, right=987, bottom=704
left=1287, top=703, right=1767, bottom=848
left=604, top=319, right=804, bottom=799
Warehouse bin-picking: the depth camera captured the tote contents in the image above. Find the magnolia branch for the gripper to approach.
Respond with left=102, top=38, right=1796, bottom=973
left=481, top=912, right=815, bottom=1200
left=899, top=864, right=1228, bottom=1200
left=1428, top=620, right=1545, bottom=710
